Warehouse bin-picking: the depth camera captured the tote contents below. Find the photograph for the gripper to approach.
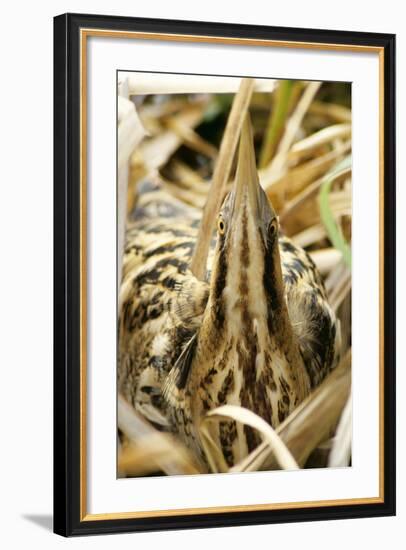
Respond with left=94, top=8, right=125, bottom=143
left=52, top=13, right=395, bottom=536
left=117, top=72, right=352, bottom=477
left=0, top=1, right=400, bottom=545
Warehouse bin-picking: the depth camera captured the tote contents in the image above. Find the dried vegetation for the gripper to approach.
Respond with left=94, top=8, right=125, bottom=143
left=117, top=73, right=352, bottom=477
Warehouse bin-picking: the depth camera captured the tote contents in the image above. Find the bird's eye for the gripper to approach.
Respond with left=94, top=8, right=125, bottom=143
left=269, top=219, right=278, bottom=237
left=217, top=217, right=226, bottom=235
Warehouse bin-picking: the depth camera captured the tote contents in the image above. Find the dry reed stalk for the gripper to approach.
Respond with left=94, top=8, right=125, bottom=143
left=328, top=392, right=352, bottom=467
left=330, top=272, right=352, bottom=313
left=119, top=79, right=353, bottom=478
left=190, top=78, right=255, bottom=280
left=308, top=100, right=352, bottom=123
left=138, top=97, right=210, bottom=133
left=264, top=140, right=351, bottom=202
left=165, top=117, right=218, bottom=160
left=166, top=159, right=209, bottom=192
left=325, top=260, right=350, bottom=296
left=262, top=81, right=322, bottom=189
left=161, top=179, right=207, bottom=209
left=309, top=248, right=343, bottom=275
left=328, top=190, right=352, bottom=215
left=119, top=435, right=202, bottom=477
left=259, top=80, right=295, bottom=168
left=118, top=97, right=147, bottom=171
left=288, top=123, right=351, bottom=162
left=291, top=224, right=327, bottom=248
left=117, top=90, right=147, bottom=289
left=132, top=103, right=206, bottom=177
left=202, top=405, right=299, bottom=472
left=280, top=165, right=351, bottom=229
left=120, top=72, right=275, bottom=95
left=118, top=394, right=205, bottom=476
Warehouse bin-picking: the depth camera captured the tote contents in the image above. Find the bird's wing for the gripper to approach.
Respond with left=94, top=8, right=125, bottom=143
left=162, top=332, right=198, bottom=404
left=129, top=177, right=202, bottom=224
left=280, top=236, right=341, bottom=387
left=118, top=175, right=212, bottom=431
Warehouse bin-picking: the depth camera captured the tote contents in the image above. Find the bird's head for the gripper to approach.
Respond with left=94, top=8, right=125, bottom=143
left=206, top=114, right=284, bottom=340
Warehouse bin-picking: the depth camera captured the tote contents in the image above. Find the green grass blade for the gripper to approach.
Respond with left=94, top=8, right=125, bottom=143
left=318, top=156, right=352, bottom=269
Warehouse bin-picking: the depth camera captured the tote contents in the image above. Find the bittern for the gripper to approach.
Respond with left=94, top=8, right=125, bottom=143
left=119, top=115, right=340, bottom=468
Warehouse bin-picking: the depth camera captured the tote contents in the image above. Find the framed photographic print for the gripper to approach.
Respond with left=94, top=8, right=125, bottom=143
left=53, top=13, right=396, bottom=536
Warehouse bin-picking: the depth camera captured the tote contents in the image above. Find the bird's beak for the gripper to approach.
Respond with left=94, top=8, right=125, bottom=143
left=231, top=114, right=270, bottom=244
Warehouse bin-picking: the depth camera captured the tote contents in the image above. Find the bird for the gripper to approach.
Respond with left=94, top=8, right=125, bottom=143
left=118, top=114, right=341, bottom=469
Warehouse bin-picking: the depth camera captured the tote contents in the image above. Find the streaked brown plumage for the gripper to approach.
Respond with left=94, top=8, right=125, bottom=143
left=118, top=117, right=341, bottom=467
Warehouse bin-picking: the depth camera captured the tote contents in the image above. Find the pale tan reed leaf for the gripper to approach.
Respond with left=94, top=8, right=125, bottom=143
left=328, top=392, right=352, bottom=467
left=138, top=97, right=201, bottom=122
left=328, top=189, right=352, bottom=217
left=161, top=179, right=207, bottom=209
left=117, top=75, right=129, bottom=99
left=309, top=248, right=343, bottom=275
left=199, top=422, right=230, bottom=474
left=118, top=96, right=147, bottom=171
left=325, top=260, right=351, bottom=303
left=308, top=101, right=352, bottom=123
left=330, top=274, right=352, bottom=313
left=165, top=117, right=218, bottom=159
left=117, top=93, right=148, bottom=290
left=203, top=405, right=299, bottom=470
left=280, top=165, right=352, bottom=225
left=131, top=103, right=206, bottom=181
left=263, top=140, right=351, bottom=196
left=288, top=123, right=351, bottom=161
left=119, top=437, right=194, bottom=477
left=118, top=394, right=205, bottom=476
left=120, top=72, right=275, bottom=95
left=190, top=78, right=256, bottom=280
left=167, top=159, right=209, bottom=194
left=291, top=224, right=326, bottom=248
left=279, top=176, right=326, bottom=224
left=133, top=131, right=181, bottom=175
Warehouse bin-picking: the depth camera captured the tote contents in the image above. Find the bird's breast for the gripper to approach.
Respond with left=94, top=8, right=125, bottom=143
left=189, top=321, right=304, bottom=466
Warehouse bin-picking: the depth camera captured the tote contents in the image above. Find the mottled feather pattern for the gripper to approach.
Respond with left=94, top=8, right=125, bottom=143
left=279, top=238, right=341, bottom=387
left=118, top=182, right=340, bottom=463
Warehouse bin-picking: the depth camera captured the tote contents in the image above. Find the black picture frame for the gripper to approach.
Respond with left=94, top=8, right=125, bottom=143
left=54, top=12, right=396, bottom=537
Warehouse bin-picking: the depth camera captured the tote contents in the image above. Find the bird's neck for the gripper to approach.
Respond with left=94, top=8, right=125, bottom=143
left=262, top=239, right=293, bottom=346
left=189, top=241, right=310, bottom=419
left=168, top=241, right=311, bottom=466
left=202, top=240, right=291, bottom=348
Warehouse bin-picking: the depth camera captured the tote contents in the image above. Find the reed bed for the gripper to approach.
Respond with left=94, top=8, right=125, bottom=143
left=117, top=74, right=352, bottom=477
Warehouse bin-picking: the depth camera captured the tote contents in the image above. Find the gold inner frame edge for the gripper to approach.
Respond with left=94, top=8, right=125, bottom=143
left=79, top=28, right=385, bottom=522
